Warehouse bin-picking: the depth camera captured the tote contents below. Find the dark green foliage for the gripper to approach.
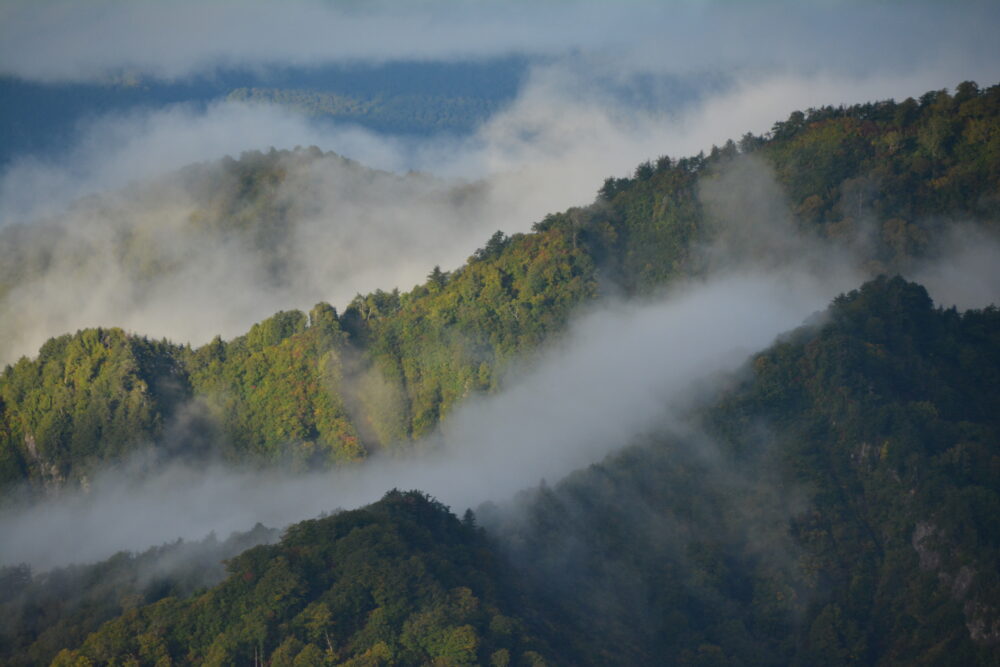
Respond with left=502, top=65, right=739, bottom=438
left=487, top=439, right=806, bottom=666
left=0, top=523, right=279, bottom=666
left=4, top=81, right=1000, bottom=496
left=483, top=277, right=1000, bottom=665
left=596, top=81, right=1000, bottom=291
left=709, top=276, right=1000, bottom=664
left=36, top=277, right=1000, bottom=665
left=50, top=491, right=558, bottom=666
left=591, top=159, right=705, bottom=293
left=4, top=76, right=998, bottom=667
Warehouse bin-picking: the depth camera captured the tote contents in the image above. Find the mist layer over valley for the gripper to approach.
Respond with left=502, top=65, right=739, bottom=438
left=3, top=76, right=1000, bottom=564
left=3, top=129, right=998, bottom=567
left=1, top=2, right=1000, bottom=665
left=0, top=268, right=855, bottom=569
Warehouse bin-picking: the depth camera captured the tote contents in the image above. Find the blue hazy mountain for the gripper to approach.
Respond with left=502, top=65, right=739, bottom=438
left=0, top=58, right=530, bottom=167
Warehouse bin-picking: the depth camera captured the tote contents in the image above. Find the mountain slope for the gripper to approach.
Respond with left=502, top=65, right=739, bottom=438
left=0, top=523, right=278, bottom=666
left=486, top=276, right=1000, bottom=665
left=49, top=491, right=559, bottom=667
left=30, top=276, right=1000, bottom=666
left=1, top=82, right=998, bottom=498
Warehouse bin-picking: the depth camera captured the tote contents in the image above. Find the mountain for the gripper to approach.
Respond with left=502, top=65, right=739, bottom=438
left=485, top=276, right=1000, bottom=665
left=44, top=491, right=559, bottom=667
left=0, top=143, right=500, bottom=367
left=0, top=523, right=279, bottom=666
left=14, top=276, right=999, bottom=666
left=2, top=82, right=998, bottom=497
left=225, top=87, right=503, bottom=135
left=0, top=59, right=527, bottom=166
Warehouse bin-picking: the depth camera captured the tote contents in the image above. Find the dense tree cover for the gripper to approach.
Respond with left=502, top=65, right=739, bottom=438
left=1, top=81, right=998, bottom=496
left=707, top=276, right=1000, bottom=664
left=182, top=305, right=365, bottom=467
left=341, top=225, right=597, bottom=439
left=28, top=277, right=1000, bottom=665
left=0, top=524, right=278, bottom=666
left=484, top=276, right=1000, bottom=665
left=596, top=81, right=1000, bottom=292
left=0, top=329, right=188, bottom=492
left=0, top=214, right=598, bottom=493
left=486, top=435, right=806, bottom=666
left=50, top=491, right=558, bottom=666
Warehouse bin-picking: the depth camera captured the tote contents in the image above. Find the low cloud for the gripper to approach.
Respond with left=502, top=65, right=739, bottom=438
left=0, top=265, right=857, bottom=569
left=3, top=149, right=995, bottom=570
left=1, top=62, right=990, bottom=364
left=0, top=150, right=872, bottom=567
left=1, top=0, right=998, bottom=572
left=909, top=224, right=1000, bottom=311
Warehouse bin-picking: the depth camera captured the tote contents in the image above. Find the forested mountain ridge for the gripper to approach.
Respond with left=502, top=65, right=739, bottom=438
left=0, top=143, right=497, bottom=372
left=46, top=491, right=559, bottom=667
left=0, top=523, right=279, bottom=666
left=17, top=276, right=1000, bottom=665
left=593, top=80, right=1000, bottom=294
left=484, top=276, right=1000, bottom=665
left=0, top=329, right=188, bottom=492
left=1, top=81, right=998, bottom=497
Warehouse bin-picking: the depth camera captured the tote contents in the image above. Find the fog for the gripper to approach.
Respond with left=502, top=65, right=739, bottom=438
left=910, top=225, right=1000, bottom=312
left=1, top=141, right=997, bottom=569
left=0, top=268, right=857, bottom=570
left=1, top=0, right=998, bottom=575
left=3, top=0, right=997, bottom=365
left=0, top=145, right=872, bottom=570
left=1, top=63, right=991, bottom=364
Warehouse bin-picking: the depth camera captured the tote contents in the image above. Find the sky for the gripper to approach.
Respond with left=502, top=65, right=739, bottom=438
left=0, top=0, right=999, bottom=566
left=2, top=1, right=998, bottom=84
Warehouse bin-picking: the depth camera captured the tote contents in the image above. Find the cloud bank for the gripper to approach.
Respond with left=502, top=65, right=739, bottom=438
left=1, top=0, right=998, bottom=571
left=2, top=60, right=994, bottom=364
left=1, top=147, right=996, bottom=569
left=0, top=267, right=857, bottom=569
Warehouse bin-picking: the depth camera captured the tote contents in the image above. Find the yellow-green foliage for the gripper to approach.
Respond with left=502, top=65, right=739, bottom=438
left=11, top=278, right=1000, bottom=666
left=347, top=225, right=598, bottom=439
left=185, top=306, right=364, bottom=467
left=0, top=328, right=186, bottom=490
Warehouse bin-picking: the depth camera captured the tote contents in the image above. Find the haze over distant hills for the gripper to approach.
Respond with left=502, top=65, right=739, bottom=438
left=1, top=1, right=999, bottom=665
left=0, top=58, right=532, bottom=167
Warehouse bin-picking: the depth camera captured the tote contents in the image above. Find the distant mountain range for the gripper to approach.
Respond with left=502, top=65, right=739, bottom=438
left=0, top=58, right=529, bottom=167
